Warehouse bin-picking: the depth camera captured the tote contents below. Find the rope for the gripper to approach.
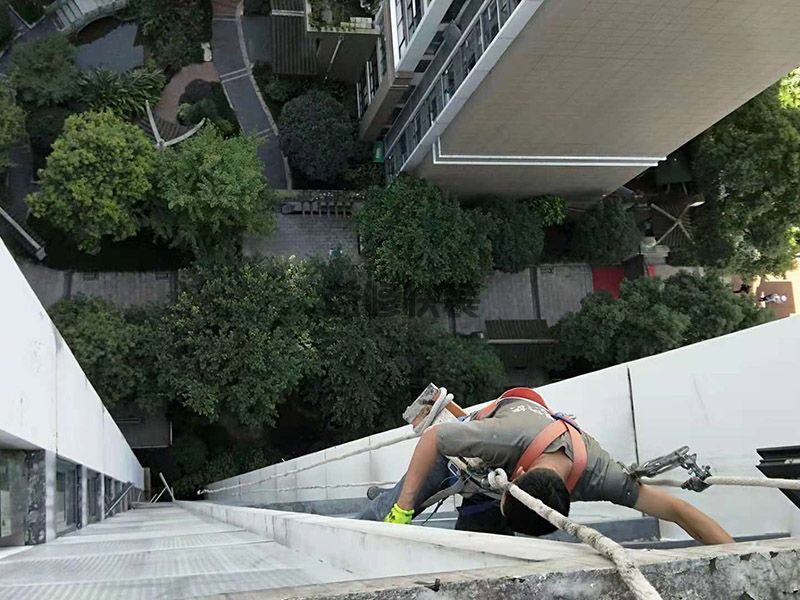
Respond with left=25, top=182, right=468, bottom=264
left=641, top=475, right=800, bottom=490
left=198, top=431, right=416, bottom=495
left=487, top=469, right=662, bottom=600
left=271, top=480, right=397, bottom=493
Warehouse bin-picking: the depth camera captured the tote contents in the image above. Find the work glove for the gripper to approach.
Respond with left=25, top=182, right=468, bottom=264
left=384, top=503, right=414, bottom=524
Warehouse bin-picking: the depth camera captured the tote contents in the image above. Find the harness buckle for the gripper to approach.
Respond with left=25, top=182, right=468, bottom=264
left=552, top=412, right=581, bottom=432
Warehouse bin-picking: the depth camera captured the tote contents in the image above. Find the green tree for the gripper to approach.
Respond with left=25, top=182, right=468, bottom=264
left=279, top=89, right=354, bottom=183
left=27, top=111, right=156, bottom=253
left=154, top=126, right=273, bottom=255
left=50, top=296, right=138, bottom=407
left=130, top=0, right=212, bottom=73
left=308, top=315, right=412, bottom=435
left=551, top=273, right=770, bottom=372
left=485, top=195, right=566, bottom=272
left=158, top=259, right=317, bottom=427
left=0, top=80, right=25, bottom=170
left=662, top=271, right=771, bottom=345
left=690, top=80, right=800, bottom=278
left=8, top=34, right=80, bottom=109
left=357, top=176, right=493, bottom=308
left=407, top=319, right=504, bottom=409
left=571, top=197, right=641, bottom=266
left=78, top=66, right=166, bottom=118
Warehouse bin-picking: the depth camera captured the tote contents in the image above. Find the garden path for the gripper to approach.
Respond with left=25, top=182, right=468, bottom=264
left=155, top=62, right=220, bottom=122
left=212, top=0, right=290, bottom=189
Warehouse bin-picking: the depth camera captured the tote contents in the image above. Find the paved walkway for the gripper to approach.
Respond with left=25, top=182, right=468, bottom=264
left=211, top=0, right=289, bottom=189
left=155, top=62, right=220, bottom=122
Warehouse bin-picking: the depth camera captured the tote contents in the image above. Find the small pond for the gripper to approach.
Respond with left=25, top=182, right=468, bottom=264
left=75, top=17, right=144, bottom=73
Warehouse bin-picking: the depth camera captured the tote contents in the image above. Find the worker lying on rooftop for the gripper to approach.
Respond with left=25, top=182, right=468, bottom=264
left=357, top=387, right=734, bottom=544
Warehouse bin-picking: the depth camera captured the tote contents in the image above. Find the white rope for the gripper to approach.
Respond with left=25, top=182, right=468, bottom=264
left=487, top=469, right=662, bottom=600
left=641, top=475, right=800, bottom=490
left=198, top=431, right=416, bottom=495
left=272, top=481, right=397, bottom=493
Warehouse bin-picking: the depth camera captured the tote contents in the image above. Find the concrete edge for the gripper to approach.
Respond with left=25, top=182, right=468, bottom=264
left=197, top=536, right=800, bottom=600
left=178, top=500, right=613, bottom=579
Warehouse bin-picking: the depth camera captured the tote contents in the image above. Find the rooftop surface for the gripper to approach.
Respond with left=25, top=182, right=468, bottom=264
left=0, top=504, right=355, bottom=599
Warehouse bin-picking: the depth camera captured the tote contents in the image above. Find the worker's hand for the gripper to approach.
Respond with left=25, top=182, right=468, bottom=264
left=384, top=503, right=414, bottom=524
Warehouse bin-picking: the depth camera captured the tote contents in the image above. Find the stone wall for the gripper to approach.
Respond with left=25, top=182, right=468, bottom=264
left=23, top=451, right=46, bottom=546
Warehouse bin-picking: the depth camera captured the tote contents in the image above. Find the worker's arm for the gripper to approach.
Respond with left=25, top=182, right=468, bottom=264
left=395, top=426, right=440, bottom=511
left=634, top=484, right=734, bottom=545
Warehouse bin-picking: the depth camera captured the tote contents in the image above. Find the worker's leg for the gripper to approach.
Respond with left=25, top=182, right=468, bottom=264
left=455, top=495, right=515, bottom=536
left=356, top=454, right=455, bottom=521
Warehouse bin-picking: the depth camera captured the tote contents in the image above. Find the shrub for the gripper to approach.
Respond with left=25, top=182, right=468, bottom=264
left=484, top=195, right=566, bottom=272
left=357, top=176, right=493, bottom=308
left=0, top=80, right=25, bottom=170
left=177, top=81, right=239, bottom=137
left=130, top=0, right=212, bottom=73
left=8, top=34, right=79, bottom=108
left=279, top=89, right=354, bottom=184
left=571, top=196, right=641, bottom=266
left=78, top=66, right=166, bottom=118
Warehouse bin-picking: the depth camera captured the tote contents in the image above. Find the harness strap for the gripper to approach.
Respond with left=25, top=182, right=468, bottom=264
left=477, top=392, right=588, bottom=493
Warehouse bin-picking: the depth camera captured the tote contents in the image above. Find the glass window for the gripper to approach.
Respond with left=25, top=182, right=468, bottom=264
left=0, top=459, right=9, bottom=538
left=481, top=1, right=499, bottom=47
left=427, top=87, right=440, bottom=123
left=442, top=65, right=454, bottom=103
left=56, top=460, right=77, bottom=533
left=498, top=0, right=511, bottom=27
left=378, top=36, right=387, bottom=77
left=462, top=25, right=481, bottom=76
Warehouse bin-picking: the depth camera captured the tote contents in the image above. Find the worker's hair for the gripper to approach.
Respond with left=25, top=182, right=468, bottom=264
left=504, top=468, right=570, bottom=536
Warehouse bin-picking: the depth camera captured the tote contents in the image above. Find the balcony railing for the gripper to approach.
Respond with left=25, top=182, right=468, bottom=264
left=384, top=0, right=521, bottom=177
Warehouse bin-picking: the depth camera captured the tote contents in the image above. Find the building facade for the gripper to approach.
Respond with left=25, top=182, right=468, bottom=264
left=355, top=0, right=800, bottom=198
left=0, top=240, right=145, bottom=547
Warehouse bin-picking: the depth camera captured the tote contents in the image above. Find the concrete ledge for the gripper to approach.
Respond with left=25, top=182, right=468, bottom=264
left=178, top=501, right=613, bottom=580
left=199, top=537, right=800, bottom=599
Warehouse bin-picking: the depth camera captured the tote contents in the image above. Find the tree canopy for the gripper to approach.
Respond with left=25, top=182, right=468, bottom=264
left=50, top=296, right=138, bottom=407
left=0, top=80, right=25, bottom=170
left=550, top=272, right=770, bottom=372
left=570, top=196, right=641, bottom=266
left=689, top=77, right=800, bottom=278
left=48, top=255, right=506, bottom=496
left=154, top=126, right=273, bottom=255
left=484, top=195, right=566, bottom=272
left=8, top=34, right=80, bottom=108
left=157, top=259, right=318, bottom=427
left=27, top=111, right=156, bottom=253
left=357, top=176, right=493, bottom=308
left=279, top=89, right=354, bottom=184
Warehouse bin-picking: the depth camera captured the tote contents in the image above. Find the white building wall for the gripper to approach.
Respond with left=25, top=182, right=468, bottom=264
left=0, top=241, right=144, bottom=488
left=206, top=316, right=800, bottom=540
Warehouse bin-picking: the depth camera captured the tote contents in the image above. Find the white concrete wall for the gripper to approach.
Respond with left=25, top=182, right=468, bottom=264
left=0, top=241, right=144, bottom=488
left=207, top=316, right=800, bottom=540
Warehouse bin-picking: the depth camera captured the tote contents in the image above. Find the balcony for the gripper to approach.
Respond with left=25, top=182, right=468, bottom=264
left=385, top=0, right=542, bottom=177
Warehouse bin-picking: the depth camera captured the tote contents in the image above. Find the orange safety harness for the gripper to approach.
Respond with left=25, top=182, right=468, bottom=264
left=473, top=387, right=588, bottom=492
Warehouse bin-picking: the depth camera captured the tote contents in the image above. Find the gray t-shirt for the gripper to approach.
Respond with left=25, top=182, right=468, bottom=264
left=435, top=397, right=640, bottom=507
